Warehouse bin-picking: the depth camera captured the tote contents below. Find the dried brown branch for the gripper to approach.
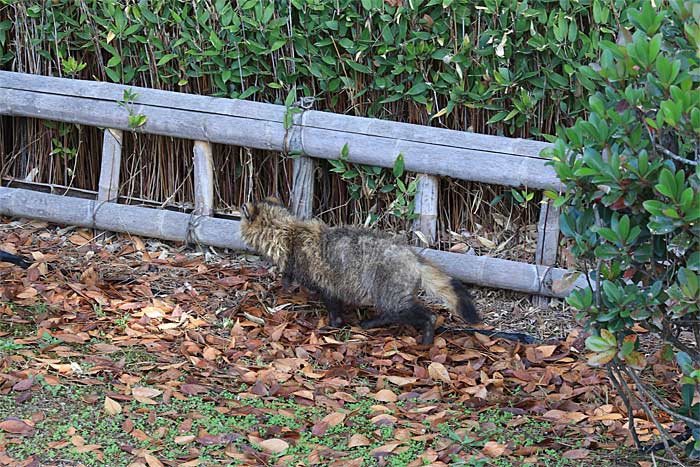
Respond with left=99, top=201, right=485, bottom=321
left=607, top=363, right=642, bottom=449
left=622, top=365, right=700, bottom=429
left=612, top=362, right=683, bottom=464
left=655, top=144, right=699, bottom=166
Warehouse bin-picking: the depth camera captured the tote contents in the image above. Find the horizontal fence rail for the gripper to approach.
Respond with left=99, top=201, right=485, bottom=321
left=0, top=72, right=560, bottom=191
left=0, top=71, right=582, bottom=298
left=0, top=188, right=583, bottom=298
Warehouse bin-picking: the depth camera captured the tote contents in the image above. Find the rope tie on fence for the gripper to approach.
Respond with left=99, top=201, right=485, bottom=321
left=185, top=210, right=205, bottom=247
left=91, top=199, right=110, bottom=231
left=537, top=265, right=555, bottom=295
left=282, top=96, right=315, bottom=157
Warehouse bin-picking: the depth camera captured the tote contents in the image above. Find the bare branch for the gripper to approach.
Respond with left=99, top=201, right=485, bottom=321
left=655, top=144, right=699, bottom=166
left=613, top=362, right=684, bottom=464
left=607, top=364, right=642, bottom=449
left=622, top=365, right=700, bottom=428
left=593, top=206, right=604, bottom=308
left=639, top=321, right=700, bottom=362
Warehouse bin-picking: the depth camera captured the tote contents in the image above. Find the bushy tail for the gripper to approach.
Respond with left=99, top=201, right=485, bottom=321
left=0, top=251, right=30, bottom=269
left=418, top=262, right=480, bottom=324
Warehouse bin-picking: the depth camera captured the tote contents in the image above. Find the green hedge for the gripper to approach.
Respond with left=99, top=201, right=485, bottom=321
left=0, top=0, right=636, bottom=136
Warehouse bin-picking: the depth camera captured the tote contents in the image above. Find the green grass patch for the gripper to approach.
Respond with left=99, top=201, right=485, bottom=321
left=0, top=382, right=647, bottom=467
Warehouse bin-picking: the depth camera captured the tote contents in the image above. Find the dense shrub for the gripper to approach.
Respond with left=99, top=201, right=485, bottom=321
left=546, top=0, right=700, bottom=459
left=0, top=0, right=634, bottom=134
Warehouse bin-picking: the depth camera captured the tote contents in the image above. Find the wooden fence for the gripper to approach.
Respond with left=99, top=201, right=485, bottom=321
left=0, top=71, right=586, bottom=298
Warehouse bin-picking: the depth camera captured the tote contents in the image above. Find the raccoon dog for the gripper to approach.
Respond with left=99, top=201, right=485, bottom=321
left=239, top=198, right=480, bottom=345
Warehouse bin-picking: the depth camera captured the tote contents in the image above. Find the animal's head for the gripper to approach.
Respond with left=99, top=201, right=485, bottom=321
left=240, top=197, right=292, bottom=228
left=239, top=197, right=295, bottom=264
left=241, top=196, right=284, bottom=221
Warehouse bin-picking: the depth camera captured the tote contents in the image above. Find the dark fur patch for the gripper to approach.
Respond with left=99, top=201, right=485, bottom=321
left=242, top=202, right=260, bottom=222
left=450, top=278, right=480, bottom=324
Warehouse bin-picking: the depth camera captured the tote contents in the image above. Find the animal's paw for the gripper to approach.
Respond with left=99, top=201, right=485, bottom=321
left=329, top=316, right=345, bottom=328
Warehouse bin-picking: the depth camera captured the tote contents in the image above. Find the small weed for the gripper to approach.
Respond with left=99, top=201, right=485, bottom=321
left=39, top=332, right=63, bottom=348
left=0, top=338, right=24, bottom=353
left=93, top=303, right=106, bottom=318
left=117, top=89, right=148, bottom=129
left=114, top=313, right=131, bottom=329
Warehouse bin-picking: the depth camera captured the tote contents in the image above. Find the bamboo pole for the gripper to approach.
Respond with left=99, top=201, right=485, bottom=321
left=291, top=156, right=315, bottom=219
left=95, top=128, right=123, bottom=241
left=0, top=186, right=587, bottom=297
left=193, top=141, right=214, bottom=217
left=533, top=200, right=562, bottom=306
left=413, top=174, right=439, bottom=246
left=289, top=109, right=315, bottom=219
left=97, top=129, right=123, bottom=203
left=0, top=187, right=247, bottom=250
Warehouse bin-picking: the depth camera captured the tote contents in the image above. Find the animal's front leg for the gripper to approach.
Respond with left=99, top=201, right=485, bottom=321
left=281, top=272, right=294, bottom=291
left=320, top=294, right=345, bottom=328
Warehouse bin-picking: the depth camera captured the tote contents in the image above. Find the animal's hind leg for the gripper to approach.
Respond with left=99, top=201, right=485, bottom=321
left=359, top=313, right=395, bottom=330
left=404, top=302, right=437, bottom=345
left=360, top=302, right=436, bottom=345
left=320, top=294, right=345, bottom=328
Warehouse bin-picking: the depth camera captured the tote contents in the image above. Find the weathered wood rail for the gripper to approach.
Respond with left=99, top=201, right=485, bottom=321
left=0, top=71, right=583, bottom=298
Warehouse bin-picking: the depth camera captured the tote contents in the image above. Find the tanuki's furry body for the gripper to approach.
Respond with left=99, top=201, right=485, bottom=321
left=240, top=198, right=480, bottom=344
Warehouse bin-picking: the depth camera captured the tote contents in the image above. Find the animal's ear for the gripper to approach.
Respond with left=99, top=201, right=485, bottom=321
left=263, top=196, right=284, bottom=207
left=241, top=202, right=256, bottom=221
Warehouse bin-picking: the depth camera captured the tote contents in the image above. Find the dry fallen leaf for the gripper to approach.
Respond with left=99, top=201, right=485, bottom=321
left=74, top=444, right=102, bottom=454
left=0, top=419, right=34, bottom=435
left=477, top=236, right=496, bottom=248
left=371, top=442, right=401, bottom=455
left=347, top=433, right=371, bottom=448
left=179, top=460, right=201, bottom=467
left=144, top=453, right=164, bottom=467
left=258, top=438, right=289, bottom=454
left=174, top=435, right=196, bottom=445
left=428, top=362, right=451, bottom=384
left=535, top=344, right=558, bottom=358
left=482, top=441, right=508, bottom=458
left=562, top=448, right=590, bottom=459
left=386, top=376, right=417, bottom=386
left=132, top=386, right=163, bottom=404
left=68, top=233, right=91, bottom=246
left=12, top=378, right=34, bottom=392
left=321, top=411, right=346, bottom=428
left=449, top=242, right=469, bottom=253
left=203, top=346, right=222, bottom=360
left=374, top=389, right=398, bottom=403
left=104, top=396, right=122, bottom=416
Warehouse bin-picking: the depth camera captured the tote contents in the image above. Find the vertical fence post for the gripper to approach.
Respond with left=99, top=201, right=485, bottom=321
left=288, top=104, right=315, bottom=219
left=193, top=141, right=214, bottom=217
left=95, top=128, right=123, bottom=241
left=413, top=174, right=439, bottom=246
left=97, top=129, right=122, bottom=203
left=533, top=199, right=561, bottom=307
left=291, top=156, right=315, bottom=219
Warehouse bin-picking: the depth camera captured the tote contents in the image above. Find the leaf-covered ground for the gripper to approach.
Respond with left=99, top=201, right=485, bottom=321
left=0, top=220, right=687, bottom=467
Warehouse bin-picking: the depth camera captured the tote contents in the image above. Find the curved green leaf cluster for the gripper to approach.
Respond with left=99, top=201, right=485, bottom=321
left=545, top=0, right=699, bottom=456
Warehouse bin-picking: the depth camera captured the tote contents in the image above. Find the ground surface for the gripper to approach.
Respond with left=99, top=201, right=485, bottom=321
left=0, top=219, right=686, bottom=466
